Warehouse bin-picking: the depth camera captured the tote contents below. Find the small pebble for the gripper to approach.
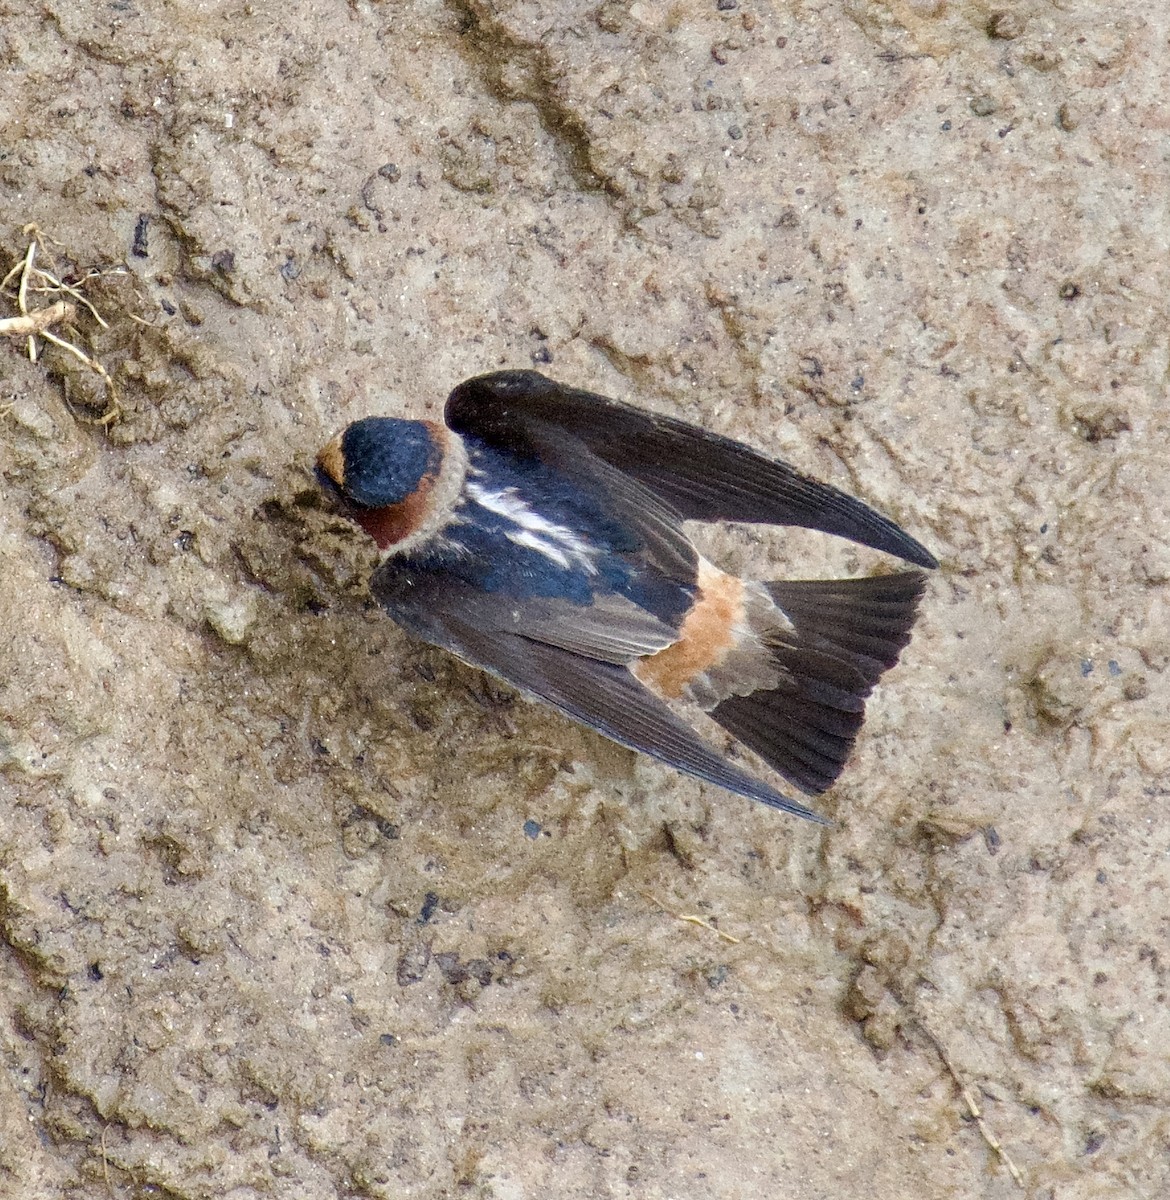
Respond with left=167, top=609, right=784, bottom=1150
left=987, top=12, right=1026, bottom=40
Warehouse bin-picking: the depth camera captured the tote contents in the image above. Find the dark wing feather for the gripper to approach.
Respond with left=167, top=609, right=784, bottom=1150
left=376, top=564, right=679, bottom=666
left=372, top=564, right=825, bottom=822
left=445, top=370, right=938, bottom=569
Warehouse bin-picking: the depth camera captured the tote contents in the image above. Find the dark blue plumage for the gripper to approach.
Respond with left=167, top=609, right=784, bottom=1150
left=316, top=369, right=936, bottom=821
left=329, top=418, right=440, bottom=508
left=399, top=443, right=695, bottom=619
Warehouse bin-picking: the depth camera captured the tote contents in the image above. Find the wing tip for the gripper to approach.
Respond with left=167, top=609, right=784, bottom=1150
left=900, top=538, right=939, bottom=570
left=752, top=788, right=834, bottom=824
left=851, top=512, right=938, bottom=569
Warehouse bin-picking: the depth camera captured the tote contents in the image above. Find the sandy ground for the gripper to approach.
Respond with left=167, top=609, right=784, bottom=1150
left=1, top=1, right=1167, bottom=1197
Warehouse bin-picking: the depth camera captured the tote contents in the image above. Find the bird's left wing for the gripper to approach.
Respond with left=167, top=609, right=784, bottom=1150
left=445, top=370, right=937, bottom=569
left=372, top=564, right=825, bottom=821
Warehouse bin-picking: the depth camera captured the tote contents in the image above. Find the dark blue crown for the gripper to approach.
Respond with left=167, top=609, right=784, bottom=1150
left=338, top=418, right=441, bottom=508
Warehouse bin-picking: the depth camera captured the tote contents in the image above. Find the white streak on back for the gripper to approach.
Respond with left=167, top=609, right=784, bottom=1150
left=466, top=482, right=598, bottom=574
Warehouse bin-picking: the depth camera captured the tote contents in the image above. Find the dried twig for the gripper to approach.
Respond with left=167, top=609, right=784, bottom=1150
left=99, top=1124, right=113, bottom=1194
left=913, top=1015, right=1026, bottom=1189
left=1, top=224, right=125, bottom=425
left=638, top=889, right=742, bottom=944
left=0, top=299, right=76, bottom=338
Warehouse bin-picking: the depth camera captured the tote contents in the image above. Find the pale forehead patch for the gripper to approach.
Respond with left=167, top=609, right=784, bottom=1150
left=317, top=435, right=346, bottom=487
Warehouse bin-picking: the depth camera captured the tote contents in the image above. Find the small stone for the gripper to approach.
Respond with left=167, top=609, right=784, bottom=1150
left=8, top=397, right=57, bottom=441
left=987, top=12, right=1025, bottom=40
left=417, top=891, right=440, bottom=924
left=205, top=593, right=257, bottom=646
left=595, top=0, right=624, bottom=32
left=970, top=94, right=998, bottom=117
left=396, top=940, right=431, bottom=986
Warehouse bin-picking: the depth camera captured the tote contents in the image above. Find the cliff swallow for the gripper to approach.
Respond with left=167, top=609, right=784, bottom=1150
left=316, top=370, right=936, bottom=822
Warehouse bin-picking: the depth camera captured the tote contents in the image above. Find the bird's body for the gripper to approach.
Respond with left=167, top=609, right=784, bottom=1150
left=316, top=370, right=936, bottom=821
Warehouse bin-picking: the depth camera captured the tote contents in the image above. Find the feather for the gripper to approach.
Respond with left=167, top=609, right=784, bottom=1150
left=445, top=371, right=938, bottom=568
left=370, top=565, right=825, bottom=821
left=710, top=571, right=928, bottom=794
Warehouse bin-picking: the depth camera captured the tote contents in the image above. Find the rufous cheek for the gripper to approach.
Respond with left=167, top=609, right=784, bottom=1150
left=354, top=474, right=438, bottom=550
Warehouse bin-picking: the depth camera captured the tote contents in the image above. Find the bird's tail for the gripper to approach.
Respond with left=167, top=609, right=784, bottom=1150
left=709, top=571, right=928, bottom=795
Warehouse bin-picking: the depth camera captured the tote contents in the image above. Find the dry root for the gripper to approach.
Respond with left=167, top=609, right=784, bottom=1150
left=1, top=224, right=127, bottom=426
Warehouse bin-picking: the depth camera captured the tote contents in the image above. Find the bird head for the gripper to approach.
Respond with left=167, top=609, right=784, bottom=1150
left=316, top=417, right=443, bottom=508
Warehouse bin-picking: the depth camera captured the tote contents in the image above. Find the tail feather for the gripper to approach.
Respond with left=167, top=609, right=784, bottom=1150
left=711, top=571, right=927, bottom=795
left=725, top=689, right=862, bottom=767
left=716, top=691, right=858, bottom=794
left=765, top=572, right=928, bottom=684
left=778, top=646, right=869, bottom=713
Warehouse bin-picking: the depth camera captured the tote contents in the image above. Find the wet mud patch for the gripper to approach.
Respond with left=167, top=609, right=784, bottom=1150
left=2, top=2, right=1168, bottom=1198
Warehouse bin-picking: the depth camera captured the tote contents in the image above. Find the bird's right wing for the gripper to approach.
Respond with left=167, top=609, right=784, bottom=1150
left=372, top=562, right=826, bottom=822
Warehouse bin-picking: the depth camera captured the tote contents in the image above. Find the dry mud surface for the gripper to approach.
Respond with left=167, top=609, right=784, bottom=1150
left=1, top=2, right=1168, bottom=1197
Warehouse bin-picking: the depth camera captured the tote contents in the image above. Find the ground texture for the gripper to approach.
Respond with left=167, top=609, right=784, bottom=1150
left=1, top=2, right=1167, bottom=1197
